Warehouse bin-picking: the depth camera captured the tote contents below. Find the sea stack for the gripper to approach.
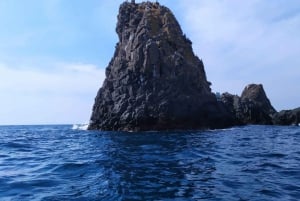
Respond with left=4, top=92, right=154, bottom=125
left=88, top=1, right=234, bottom=131
left=221, top=84, right=277, bottom=125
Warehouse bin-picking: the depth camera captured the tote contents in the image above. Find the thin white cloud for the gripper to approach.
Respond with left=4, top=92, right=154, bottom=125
left=179, top=0, right=300, bottom=110
left=0, top=63, right=105, bottom=125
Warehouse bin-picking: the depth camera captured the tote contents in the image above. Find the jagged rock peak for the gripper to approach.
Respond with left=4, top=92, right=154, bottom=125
left=88, top=1, right=234, bottom=131
left=221, top=84, right=277, bottom=125
left=113, top=1, right=205, bottom=83
left=117, top=1, right=183, bottom=39
left=241, top=84, right=276, bottom=114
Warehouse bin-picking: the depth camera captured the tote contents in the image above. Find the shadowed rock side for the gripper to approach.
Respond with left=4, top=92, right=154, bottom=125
left=88, top=1, right=234, bottom=131
left=273, top=108, right=300, bottom=126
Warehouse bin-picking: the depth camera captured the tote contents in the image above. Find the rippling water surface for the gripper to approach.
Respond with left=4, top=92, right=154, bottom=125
left=0, top=125, right=300, bottom=200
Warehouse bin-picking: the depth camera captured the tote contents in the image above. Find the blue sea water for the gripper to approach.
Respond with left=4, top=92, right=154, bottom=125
left=0, top=125, right=300, bottom=201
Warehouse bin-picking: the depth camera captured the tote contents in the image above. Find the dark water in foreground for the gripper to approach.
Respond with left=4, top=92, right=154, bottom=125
left=0, top=125, right=300, bottom=201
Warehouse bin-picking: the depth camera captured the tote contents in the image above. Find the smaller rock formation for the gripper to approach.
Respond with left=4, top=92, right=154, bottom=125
left=273, top=108, right=300, bottom=126
left=221, top=84, right=277, bottom=125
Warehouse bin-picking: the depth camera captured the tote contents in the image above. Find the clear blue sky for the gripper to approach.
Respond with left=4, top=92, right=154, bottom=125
left=0, top=0, right=299, bottom=125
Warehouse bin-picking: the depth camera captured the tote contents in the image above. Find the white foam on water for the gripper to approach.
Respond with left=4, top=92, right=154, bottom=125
left=72, top=124, right=88, bottom=130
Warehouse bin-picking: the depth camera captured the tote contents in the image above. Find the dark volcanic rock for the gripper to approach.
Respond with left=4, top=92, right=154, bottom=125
left=88, top=1, right=298, bottom=130
left=221, top=84, right=277, bottom=125
left=241, top=84, right=276, bottom=115
left=88, top=1, right=234, bottom=131
left=273, top=108, right=300, bottom=126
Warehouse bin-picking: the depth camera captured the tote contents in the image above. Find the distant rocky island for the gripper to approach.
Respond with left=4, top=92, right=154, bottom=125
left=88, top=1, right=299, bottom=131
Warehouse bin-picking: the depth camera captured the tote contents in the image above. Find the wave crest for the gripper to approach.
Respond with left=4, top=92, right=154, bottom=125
left=72, top=124, right=88, bottom=130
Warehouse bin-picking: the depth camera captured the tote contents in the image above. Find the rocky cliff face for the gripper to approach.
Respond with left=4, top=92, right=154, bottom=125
left=88, top=1, right=234, bottom=131
left=221, top=84, right=277, bottom=125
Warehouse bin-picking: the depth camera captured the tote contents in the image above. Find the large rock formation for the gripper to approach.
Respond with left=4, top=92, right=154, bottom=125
left=89, top=1, right=299, bottom=131
left=221, top=84, right=277, bottom=125
left=88, top=1, right=234, bottom=131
